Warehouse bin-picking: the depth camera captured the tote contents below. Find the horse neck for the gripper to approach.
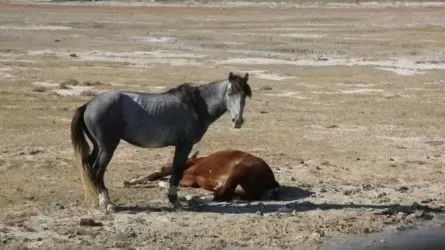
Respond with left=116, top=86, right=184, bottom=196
left=196, top=80, right=228, bottom=126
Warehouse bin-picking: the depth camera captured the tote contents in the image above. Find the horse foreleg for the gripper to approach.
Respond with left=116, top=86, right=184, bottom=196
left=122, top=168, right=172, bottom=187
left=168, top=143, right=193, bottom=209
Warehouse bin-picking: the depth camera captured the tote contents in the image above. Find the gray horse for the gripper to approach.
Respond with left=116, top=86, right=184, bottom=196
left=70, top=72, right=252, bottom=211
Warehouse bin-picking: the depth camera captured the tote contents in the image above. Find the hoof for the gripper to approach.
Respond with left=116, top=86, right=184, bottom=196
left=106, top=204, right=117, bottom=213
left=169, top=198, right=183, bottom=211
left=171, top=203, right=184, bottom=212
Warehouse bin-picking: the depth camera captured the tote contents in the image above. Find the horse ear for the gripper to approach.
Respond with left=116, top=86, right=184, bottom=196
left=228, top=72, right=234, bottom=81
left=244, top=73, right=249, bottom=82
left=190, top=151, right=199, bottom=159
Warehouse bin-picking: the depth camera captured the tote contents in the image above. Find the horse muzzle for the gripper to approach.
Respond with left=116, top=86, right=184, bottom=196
left=232, top=117, right=244, bottom=129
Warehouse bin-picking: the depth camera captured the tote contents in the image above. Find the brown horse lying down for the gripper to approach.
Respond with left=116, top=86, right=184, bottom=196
left=123, top=150, right=280, bottom=201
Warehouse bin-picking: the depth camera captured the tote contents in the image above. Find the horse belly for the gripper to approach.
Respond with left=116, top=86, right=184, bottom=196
left=123, top=128, right=176, bottom=148
left=122, top=114, right=187, bottom=148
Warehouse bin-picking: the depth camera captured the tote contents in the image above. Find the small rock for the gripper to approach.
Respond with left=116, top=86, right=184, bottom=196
left=80, top=218, right=102, bottom=227
left=356, top=157, right=360, bottom=161
left=380, top=239, right=386, bottom=243
left=259, top=86, right=272, bottom=91
left=127, top=231, right=137, bottom=238
left=55, top=203, right=65, bottom=209
left=421, top=198, right=433, bottom=204
left=397, top=186, right=409, bottom=193
left=311, top=230, right=325, bottom=239
left=69, top=53, right=77, bottom=58
left=36, top=237, right=43, bottom=241
left=326, top=125, right=338, bottom=129
left=24, top=194, right=34, bottom=201
left=343, top=190, right=353, bottom=195
left=241, top=236, right=252, bottom=241
left=363, top=228, right=371, bottom=233
left=389, top=164, right=397, bottom=168
left=362, top=184, right=373, bottom=191
left=54, top=39, right=61, bottom=43
left=259, top=110, right=268, bottom=114
left=290, top=177, right=296, bottom=181
left=377, top=192, right=386, bottom=198
left=320, top=187, right=327, bottom=193
left=390, top=158, right=395, bottom=161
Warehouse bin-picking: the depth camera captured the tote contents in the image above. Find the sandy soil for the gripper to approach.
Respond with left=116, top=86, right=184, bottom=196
left=0, top=2, right=445, bottom=250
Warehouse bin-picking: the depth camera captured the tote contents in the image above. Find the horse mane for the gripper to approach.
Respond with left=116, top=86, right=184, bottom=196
left=165, top=83, right=199, bottom=106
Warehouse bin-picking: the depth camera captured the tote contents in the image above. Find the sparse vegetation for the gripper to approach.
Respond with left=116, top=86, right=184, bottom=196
left=81, top=80, right=104, bottom=86
left=61, top=78, right=79, bottom=86
left=81, top=90, right=97, bottom=96
left=32, top=86, right=47, bottom=92
left=59, top=82, right=71, bottom=89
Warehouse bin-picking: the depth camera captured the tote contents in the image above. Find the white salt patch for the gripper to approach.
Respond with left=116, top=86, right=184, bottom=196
left=0, top=25, right=72, bottom=31
left=263, top=91, right=308, bottom=99
left=0, top=72, right=14, bottom=79
left=217, top=57, right=290, bottom=65
left=279, top=33, right=326, bottom=39
left=132, top=36, right=177, bottom=43
left=376, top=67, right=426, bottom=76
left=221, top=41, right=244, bottom=45
left=0, top=59, right=35, bottom=63
left=76, top=50, right=203, bottom=66
left=32, top=82, right=58, bottom=88
left=375, top=135, right=423, bottom=142
left=28, top=50, right=55, bottom=56
left=27, top=49, right=205, bottom=66
left=340, top=89, right=384, bottom=94
left=216, top=56, right=445, bottom=76
left=249, top=70, right=294, bottom=81
left=312, top=89, right=383, bottom=95
left=343, top=37, right=391, bottom=41
left=1, top=105, right=19, bottom=109
left=53, top=86, right=92, bottom=96
left=0, top=66, right=13, bottom=71
left=271, top=27, right=330, bottom=31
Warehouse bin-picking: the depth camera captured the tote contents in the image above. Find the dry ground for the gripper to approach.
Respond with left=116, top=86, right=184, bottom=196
left=0, top=1, right=445, bottom=249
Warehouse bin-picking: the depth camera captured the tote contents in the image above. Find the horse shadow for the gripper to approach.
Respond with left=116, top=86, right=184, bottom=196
left=114, top=185, right=445, bottom=215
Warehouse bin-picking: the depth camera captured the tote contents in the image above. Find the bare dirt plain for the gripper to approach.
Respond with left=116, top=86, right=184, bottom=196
left=0, top=1, right=445, bottom=249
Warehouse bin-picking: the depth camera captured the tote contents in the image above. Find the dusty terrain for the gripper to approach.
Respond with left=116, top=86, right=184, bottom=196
left=0, top=1, right=445, bottom=249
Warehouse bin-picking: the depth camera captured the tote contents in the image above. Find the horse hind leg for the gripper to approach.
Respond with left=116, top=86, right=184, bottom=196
left=92, top=138, right=120, bottom=211
left=213, top=176, right=239, bottom=202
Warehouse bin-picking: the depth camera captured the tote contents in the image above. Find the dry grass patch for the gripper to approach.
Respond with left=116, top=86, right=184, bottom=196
left=32, top=86, right=47, bottom=93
